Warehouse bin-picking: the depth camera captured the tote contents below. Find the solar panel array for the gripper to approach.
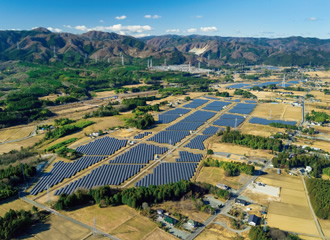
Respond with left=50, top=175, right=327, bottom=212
left=135, top=162, right=198, bottom=187
left=76, top=137, right=127, bottom=155
left=182, top=110, right=216, bottom=122
left=246, top=81, right=280, bottom=89
left=147, top=131, right=190, bottom=145
left=184, top=135, right=211, bottom=150
left=176, top=151, right=203, bottom=162
left=166, top=121, right=203, bottom=131
left=158, top=114, right=182, bottom=124
left=213, top=114, right=245, bottom=127
left=245, top=100, right=257, bottom=103
left=202, top=126, right=220, bottom=135
left=203, top=101, right=231, bottom=111
left=227, top=99, right=241, bottom=102
left=30, top=156, right=105, bottom=195
left=134, top=132, right=152, bottom=139
left=111, top=143, right=168, bottom=164
left=183, top=99, right=209, bottom=109
left=163, top=108, right=191, bottom=115
left=227, top=83, right=251, bottom=89
left=228, top=103, right=257, bottom=115
left=54, top=164, right=144, bottom=195
left=204, top=96, right=219, bottom=100
left=158, top=108, right=191, bottom=124
left=249, top=117, right=297, bottom=126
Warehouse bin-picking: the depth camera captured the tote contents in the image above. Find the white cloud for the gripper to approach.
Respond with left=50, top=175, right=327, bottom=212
left=260, top=31, right=274, bottom=35
left=187, top=28, right=197, bottom=33
left=144, top=14, right=161, bottom=19
left=47, top=27, right=62, bottom=32
left=195, top=15, right=203, bottom=18
left=75, top=25, right=89, bottom=31
left=71, top=24, right=153, bottom=36
left=63, top=25, right=72, bottom=29
left=166, top=29, right=180, bottom=33
left=99, top=20, right=104, bottom=23
left=306, top=17, right=318, bottom=21
left=200, top=26, right=217, bottom=32
left=115, top=15, right=127, bottom=20
left=133, top=33, right=151, bottom=38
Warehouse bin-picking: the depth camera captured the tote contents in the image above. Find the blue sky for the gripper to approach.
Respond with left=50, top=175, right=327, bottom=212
left=0, top=0, right=329, bottom=38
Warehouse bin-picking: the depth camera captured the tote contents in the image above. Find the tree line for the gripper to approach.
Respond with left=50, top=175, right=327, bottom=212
left=203, top=158, right=255, bottom=176
left=269, top=122, right=298, bottom=130
left=306, top=178, right=330, bottom=219
left=220, top=127, right=283, bottom=152
left=272, top=152, right=329, bottom=177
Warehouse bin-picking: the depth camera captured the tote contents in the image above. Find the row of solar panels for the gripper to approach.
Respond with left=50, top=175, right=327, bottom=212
left=175, top=151, right=203, bottom=162
left=228, top=103, right=257, bottom=115
left=158, top=108, right=191, bottom=124
left=184, top=135, right=211, bottom=150
left=110, top=143, right=168, bottom=164
left=249, top=117, right=296, bottom=126
left=183, top=99, right=209, bottom=109
left=202, top=101, right=231, bottom=112
left=76, top=137, right=127, bottom=155
left=30, top=156, right=105, bottom=195
left=133, top=132, right=152, bottom=139
left=54, top=164, right=144, bottom=195
left=135, top=162, right=198, bottom=187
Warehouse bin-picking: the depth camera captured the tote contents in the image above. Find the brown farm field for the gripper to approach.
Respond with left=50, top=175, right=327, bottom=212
left=257, top=171, right=321, bottom=237
left=64, top=204, right=158, bottom=239
left=250, top=103, right=302, bottom=122
left=209, top=142, right=273, bottom=159
left=0, top=134, right=44, bottom=154
left=0, top=198, right=32, bottom=216
left=240, top=122, right=285, bottom=137
left=0, top=124, right=35, bottom=143
left=196, top=223, right=242, bottom=240
left=196, top=166, right=251, bottom=190
left=22, top=214, right=91, bottom=240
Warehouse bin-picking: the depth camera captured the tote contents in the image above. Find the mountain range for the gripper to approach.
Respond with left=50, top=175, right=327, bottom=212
left=0, top=27, right=329, bottom=66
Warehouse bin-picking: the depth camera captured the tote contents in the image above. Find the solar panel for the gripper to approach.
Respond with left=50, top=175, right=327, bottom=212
left=249, top=117, right=297, bottom=126
left=162, top=108, right=191, bottom=115
left=202, top=126, right=221, bottom=135
left=55, top=164, right=144, bottom=195
left=202, top=101, right=231, bottom=111
left=134, top=162, right=198, bottom=187
left=147, top=131, right=190, bottom=145
left=176, top=151, right=203, bottom=162
left=111, top=143, right=168, bottom=164
left=76, top=137, right=127, bottom=155
left=134, top=132, right=152, bottom=139
left=181, top=111, right=216, bottom=122
left=228, top=103, right=256, bottom=115
left=184, top=135, right=211, bottom=150
left=183, top=99, right=209, bottom=109
left=158, top=114, right=182, bottom=124
left=213, top=114, right=245, bottom=127
left=166, top=121, right=203, bottom=131
left=30, top=156, right=105, bottom=195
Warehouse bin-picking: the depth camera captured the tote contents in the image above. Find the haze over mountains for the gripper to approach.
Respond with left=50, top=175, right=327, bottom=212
left=1, top=27, right=330, bottom=66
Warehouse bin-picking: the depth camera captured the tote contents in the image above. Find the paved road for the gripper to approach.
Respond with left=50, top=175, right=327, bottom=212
left=301, top=176, right=326, bottom=240
left=186, top=163, right=271, bottom=240
left=21, top=197, right=120, bottom=240
left=214, top=221, right=250, bottom=234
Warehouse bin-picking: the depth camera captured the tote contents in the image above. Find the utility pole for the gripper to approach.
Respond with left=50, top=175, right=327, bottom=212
left=17, top=42, right=20, bottom=50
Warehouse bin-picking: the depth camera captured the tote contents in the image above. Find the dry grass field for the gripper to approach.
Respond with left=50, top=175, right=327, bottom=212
left=64, top=204, right=158, bottom=239
left=155, top=199, right=210, bottom=223
left=0, top=134, right=44, bottom=154
left=0, top=198, right=32, bottom=216
left=319, top=219, right=330, bottom=238
left=143, top=228, right=178, bottom=240
left=0, top=125, right=35, bottom=143
left=240, top=122, right=285, bottom=137
left=22, top=214, right=91, bottom=240
left=196, top=223, right=241, bottom=240
left=257, top=171, right=320, bottom=236
left=251, top=103, right=302, bottom=122
left=209, top=142, right=273, bottom=159
left=306, top=71, right=330, bottom=80
left=293, top=138, right=330, bottom=152
left=196, top=167, right=251, bottom=190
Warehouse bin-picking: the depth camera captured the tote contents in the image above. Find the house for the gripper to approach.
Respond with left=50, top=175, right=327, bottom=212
left=235, top=198, right=247, bottom=206
left=187, top=219, right=197, bottom=227
left=157, top=209, right=164, bottom=215
left=164, top=216, right=178, bottom=226
left=248, top=214, right=259, bottom=226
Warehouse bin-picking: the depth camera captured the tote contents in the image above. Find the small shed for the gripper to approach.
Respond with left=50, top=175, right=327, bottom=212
left=248, top=214, right=259, bottom=226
